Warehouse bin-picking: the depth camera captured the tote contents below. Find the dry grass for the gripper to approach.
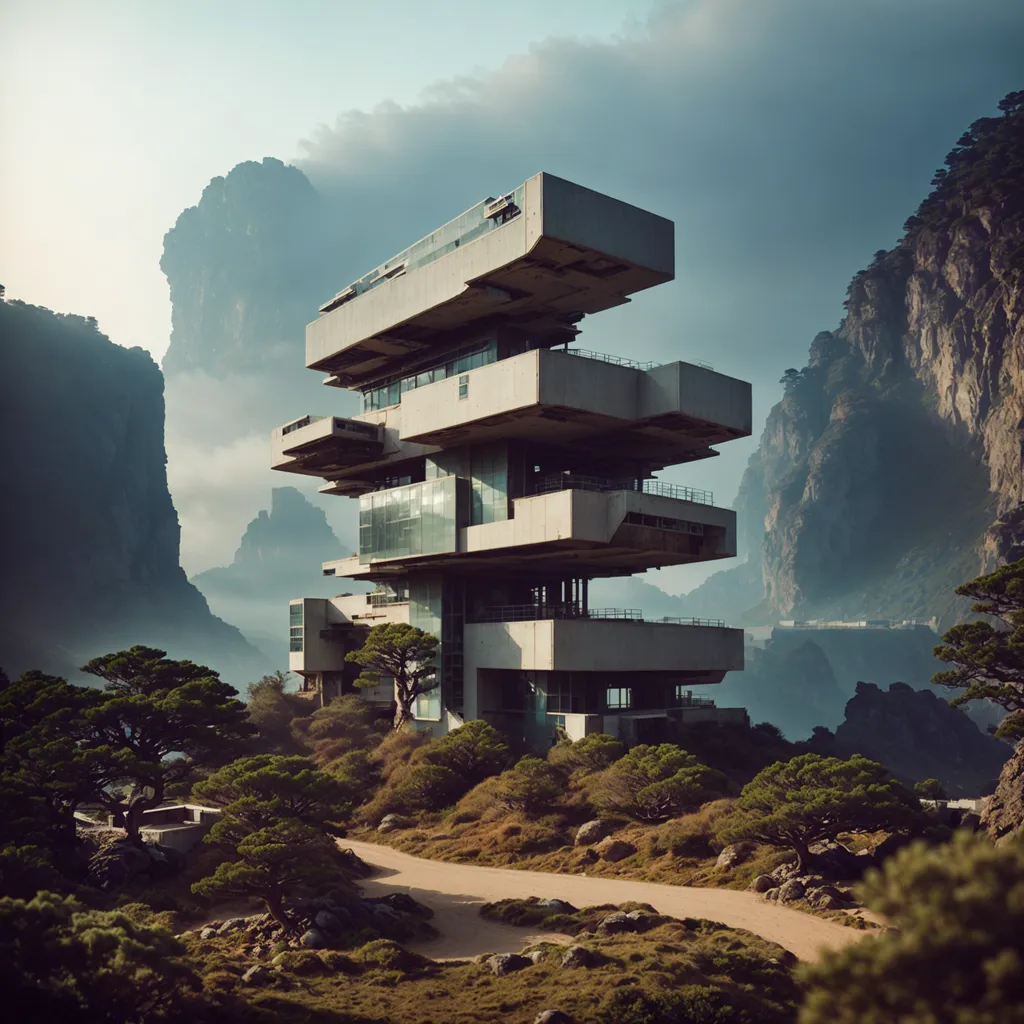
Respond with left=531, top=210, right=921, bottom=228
left=186, top=909, right=802, bottom=1024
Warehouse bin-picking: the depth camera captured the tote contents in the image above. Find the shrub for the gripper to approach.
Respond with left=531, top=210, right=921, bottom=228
left=356, top=939, right=430, bottom=973
left=592, top=744, right=730, bottom=821
left=717, top=754, right=925, bottom=871
left=419, top=719, right=510, bottom=785
left=390, top=763, right=465, bottom=812
left=492, top=757, right=565, bottom=817
left=799, top=831, right=1024, bottom=1023
left=273, top=949, right=326, bottom=975
left=548, top=733, right=626, bottom=776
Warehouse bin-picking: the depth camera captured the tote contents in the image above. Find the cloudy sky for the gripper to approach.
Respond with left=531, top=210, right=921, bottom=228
left=3, top=0, right=1024, bottom=592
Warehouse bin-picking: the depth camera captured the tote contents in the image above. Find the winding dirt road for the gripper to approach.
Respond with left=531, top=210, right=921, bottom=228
left=344, top=839, right=866, bottom=963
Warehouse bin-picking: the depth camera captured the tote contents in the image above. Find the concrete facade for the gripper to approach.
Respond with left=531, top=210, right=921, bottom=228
left=273, top=173, right=751, bottom=745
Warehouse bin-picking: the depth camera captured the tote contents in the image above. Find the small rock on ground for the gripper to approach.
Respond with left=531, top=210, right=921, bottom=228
left=488, top=952, right=532, bottom=976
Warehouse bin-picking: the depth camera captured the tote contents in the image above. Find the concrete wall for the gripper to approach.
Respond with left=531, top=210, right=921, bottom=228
left=642, top=362, right=752, bottom=436
left=462, top=618, right=744, bottom=718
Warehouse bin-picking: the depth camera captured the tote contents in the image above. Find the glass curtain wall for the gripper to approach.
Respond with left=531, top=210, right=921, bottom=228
left=358, top=476, right=458, bottom=563
left=410, top=577, right=443, bottom=720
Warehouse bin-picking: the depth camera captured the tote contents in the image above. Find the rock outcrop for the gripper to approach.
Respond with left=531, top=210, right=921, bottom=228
left=0, top=300, right=268, bottom=685
left=809, top=681, right=1011, bottom=796
left=684, top=95, right=1024, bottom=627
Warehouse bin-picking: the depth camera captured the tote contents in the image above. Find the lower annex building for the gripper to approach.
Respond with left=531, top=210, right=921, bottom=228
left=272, top=172, right=752, bottom=747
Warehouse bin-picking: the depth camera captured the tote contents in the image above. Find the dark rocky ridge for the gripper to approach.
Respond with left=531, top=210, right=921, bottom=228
left=0, top=300, right=269, bottom=685
left=191, top=487, right=353, bottom=665
left=809, top=681, right=1011, bottom=797
left=683, top=97, right=1024, bottom=627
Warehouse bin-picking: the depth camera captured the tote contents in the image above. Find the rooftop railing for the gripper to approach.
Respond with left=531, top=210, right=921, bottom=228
left=531, top=474, right=714, bottom=506
left=282, top=414, right=327, bottom=435
left=659, top=616, right=727, bottom=628
left=677, top=689, right=717, bottom=708
left=565, top=348, right=661, bottom=371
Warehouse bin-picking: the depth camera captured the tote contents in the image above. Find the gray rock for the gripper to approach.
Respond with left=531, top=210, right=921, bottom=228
left=806, top=890, right=843, bottom=911
left=314, top=910, right=342, bottom=932
left=217, top=917, right=246, bottom=936
left=534, top=1012, right=574, bottom=1024
left=300, top=928, right=328, bottom=949
left=624, top=910, right=652, bottom=930
left=242, top=964, right=270, bottom=986
left=778, top=879, right=806, bottom=903
left=574, top=820, right=606, bottom=846
left=487, top=952, right=531, bottom=976
left=199, top=926, right=217, bottom=940
left=797, top=875, right=828, bottom=889
left=595, top=837, right=636, bottom=863
left=763, top=887, right=780, bottom=902
left=377, top=813, right=415, bottom=834
left=749, top=874, right=775, bottom=893
left=715, top=842, right=753, bottom=870
left=598, top=911, right=631, bottom=933
left=578, top=848, right=599, bottom=865
left=536, top=898, right=577, bottom=913
left=560, top=945, right=599, bottom=968
left=527, top=950, right=545, bottom=964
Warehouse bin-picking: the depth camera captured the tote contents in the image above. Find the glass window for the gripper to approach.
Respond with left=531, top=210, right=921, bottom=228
left=289, top=626, right=304, bottom=653
left=358, top=477, right=459, bottom=563
left=606, top=687, right=632, bottom=710
left=289, top=604, right=303, bottom=625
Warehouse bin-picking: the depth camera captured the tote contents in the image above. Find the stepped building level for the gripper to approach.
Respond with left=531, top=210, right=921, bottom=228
left=272, top=173, right=752, bottom=746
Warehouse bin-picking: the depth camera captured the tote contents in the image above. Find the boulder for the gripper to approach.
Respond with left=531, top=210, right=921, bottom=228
left=199, top=926, right=217, bottom=940
left=217, top=917, right=246, bottom=936
left=561, top=945, right=599, bottom=969
left=778, top=880, right=805, bottom=903
left=574, top=820, right=606, bottom=846
left=534, top=1012, right=574, bottom=1024
left=763, top=888, right=780, bottom=902
left=807, top=840, right=865, bottom=879
left=749, top=874, right=775, bottom=893
left=624, top=910, right=652, bottom=931
left=314, top=910, right=343, bottom=933
left=715, top=842, right=753, bottom=870
left=598, top=911, right=631, bottom=934
left=527, top=950, right=546, bottom=965
left=379, top=892, right=431, bottom=917
left=805, top=890, right=843, bottom=911
left=536, top=898, right=577, bottom=913
left=242, top=964, right=270, bottom=985
left=871, top=833, right=914, bottom=865
left=487, top=952, right=531, bottom=976
left=300, top=928, right=328, bottom=949
left=377, top=813, right=415, bottom=834
left=578, top=848, right=599, bottom=865
left=595, top=837, right=636, bottom=863
left=983, top=745, right=1024, bottom=843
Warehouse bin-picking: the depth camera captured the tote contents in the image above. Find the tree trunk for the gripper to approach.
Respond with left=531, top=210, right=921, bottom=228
left=124, top=780, right=163, bottom=847
left=394, top=697, right=414, bottom=731
left=792, top=836, right=811, bottom=872
left=264, top=889, right=291, bottom=932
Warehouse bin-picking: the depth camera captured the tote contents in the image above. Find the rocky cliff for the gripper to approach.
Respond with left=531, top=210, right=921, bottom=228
left=0, top=300, right=269, bottom=685
left=161, top=157, right=342, bottom=381
left=810, top=681, right=1011, bottom=797
left=191, top=487, right=353, bottom=664
left=686, top=92, right=1024, bottom=627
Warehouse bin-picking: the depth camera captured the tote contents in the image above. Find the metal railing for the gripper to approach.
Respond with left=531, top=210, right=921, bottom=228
left=677, top=689, right=717, bottom=708
left=531, top=474, right=714, bottom=506
left=469, top=604, right=643, bottom=624
left=659, top=616, right=727, bottom=628
left=564, top=348, right=661, bottom=371
left=368, top=591, right=409, bottom=607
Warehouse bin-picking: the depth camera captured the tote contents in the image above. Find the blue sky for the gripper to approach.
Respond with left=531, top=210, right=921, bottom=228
left=3, top=0, right=1023, bottom=589
left=0, top=0, right=653, bottom=358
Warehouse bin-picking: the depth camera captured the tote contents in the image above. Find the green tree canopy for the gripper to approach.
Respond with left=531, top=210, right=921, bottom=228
left=193, top=754, right=350, bottom=845
left=933, top=557, right=1024, bottom=739
left=799, top=831, right=1024, bottom=1023
left=193, top=819, right=349, bottom=930
left=718, top=753, right=923, bottom=869
left=345, top=623, right=439, bottom=730
left=492, top=757, right=564, bottom=817
left=0, top=890, right=202, bottom=1022
left=292, top=692, right=385, bottom=766
left=594, top=743, right=730, bottom=822
left=81, top=646, right=255, bottom=843
left=245, top=670, right=309, bottom=754
left=420, top=719, right=510, bottom=785
left=548, top=732, right=626, bottom=776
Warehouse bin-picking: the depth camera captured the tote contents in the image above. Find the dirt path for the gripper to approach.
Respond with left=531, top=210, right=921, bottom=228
left=344, top=839, right=864, bottom=963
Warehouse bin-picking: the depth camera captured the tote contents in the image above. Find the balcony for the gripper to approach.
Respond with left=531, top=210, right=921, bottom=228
left=306, top=172, right=675, bottom=387
left=271, top=415, right=383, bottom=477
left=395, top=348, right=750, bottom=461
left=463, top=617, right=744, bottom=678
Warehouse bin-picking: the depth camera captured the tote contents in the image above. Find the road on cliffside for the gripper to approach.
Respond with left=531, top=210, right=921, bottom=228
left=342, top=839, right=868, bottom=963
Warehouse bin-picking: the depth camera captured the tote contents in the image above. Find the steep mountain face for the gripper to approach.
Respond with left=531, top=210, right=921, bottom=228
left=0, top=300, right=269, bottom=685
left=810, top=681, right=1011, bottom=797
left=161, top=157, right=342, bottom=380
left=686, top=96, right=1024, bottom=627
left=191, top=487, right=353, bottom=665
